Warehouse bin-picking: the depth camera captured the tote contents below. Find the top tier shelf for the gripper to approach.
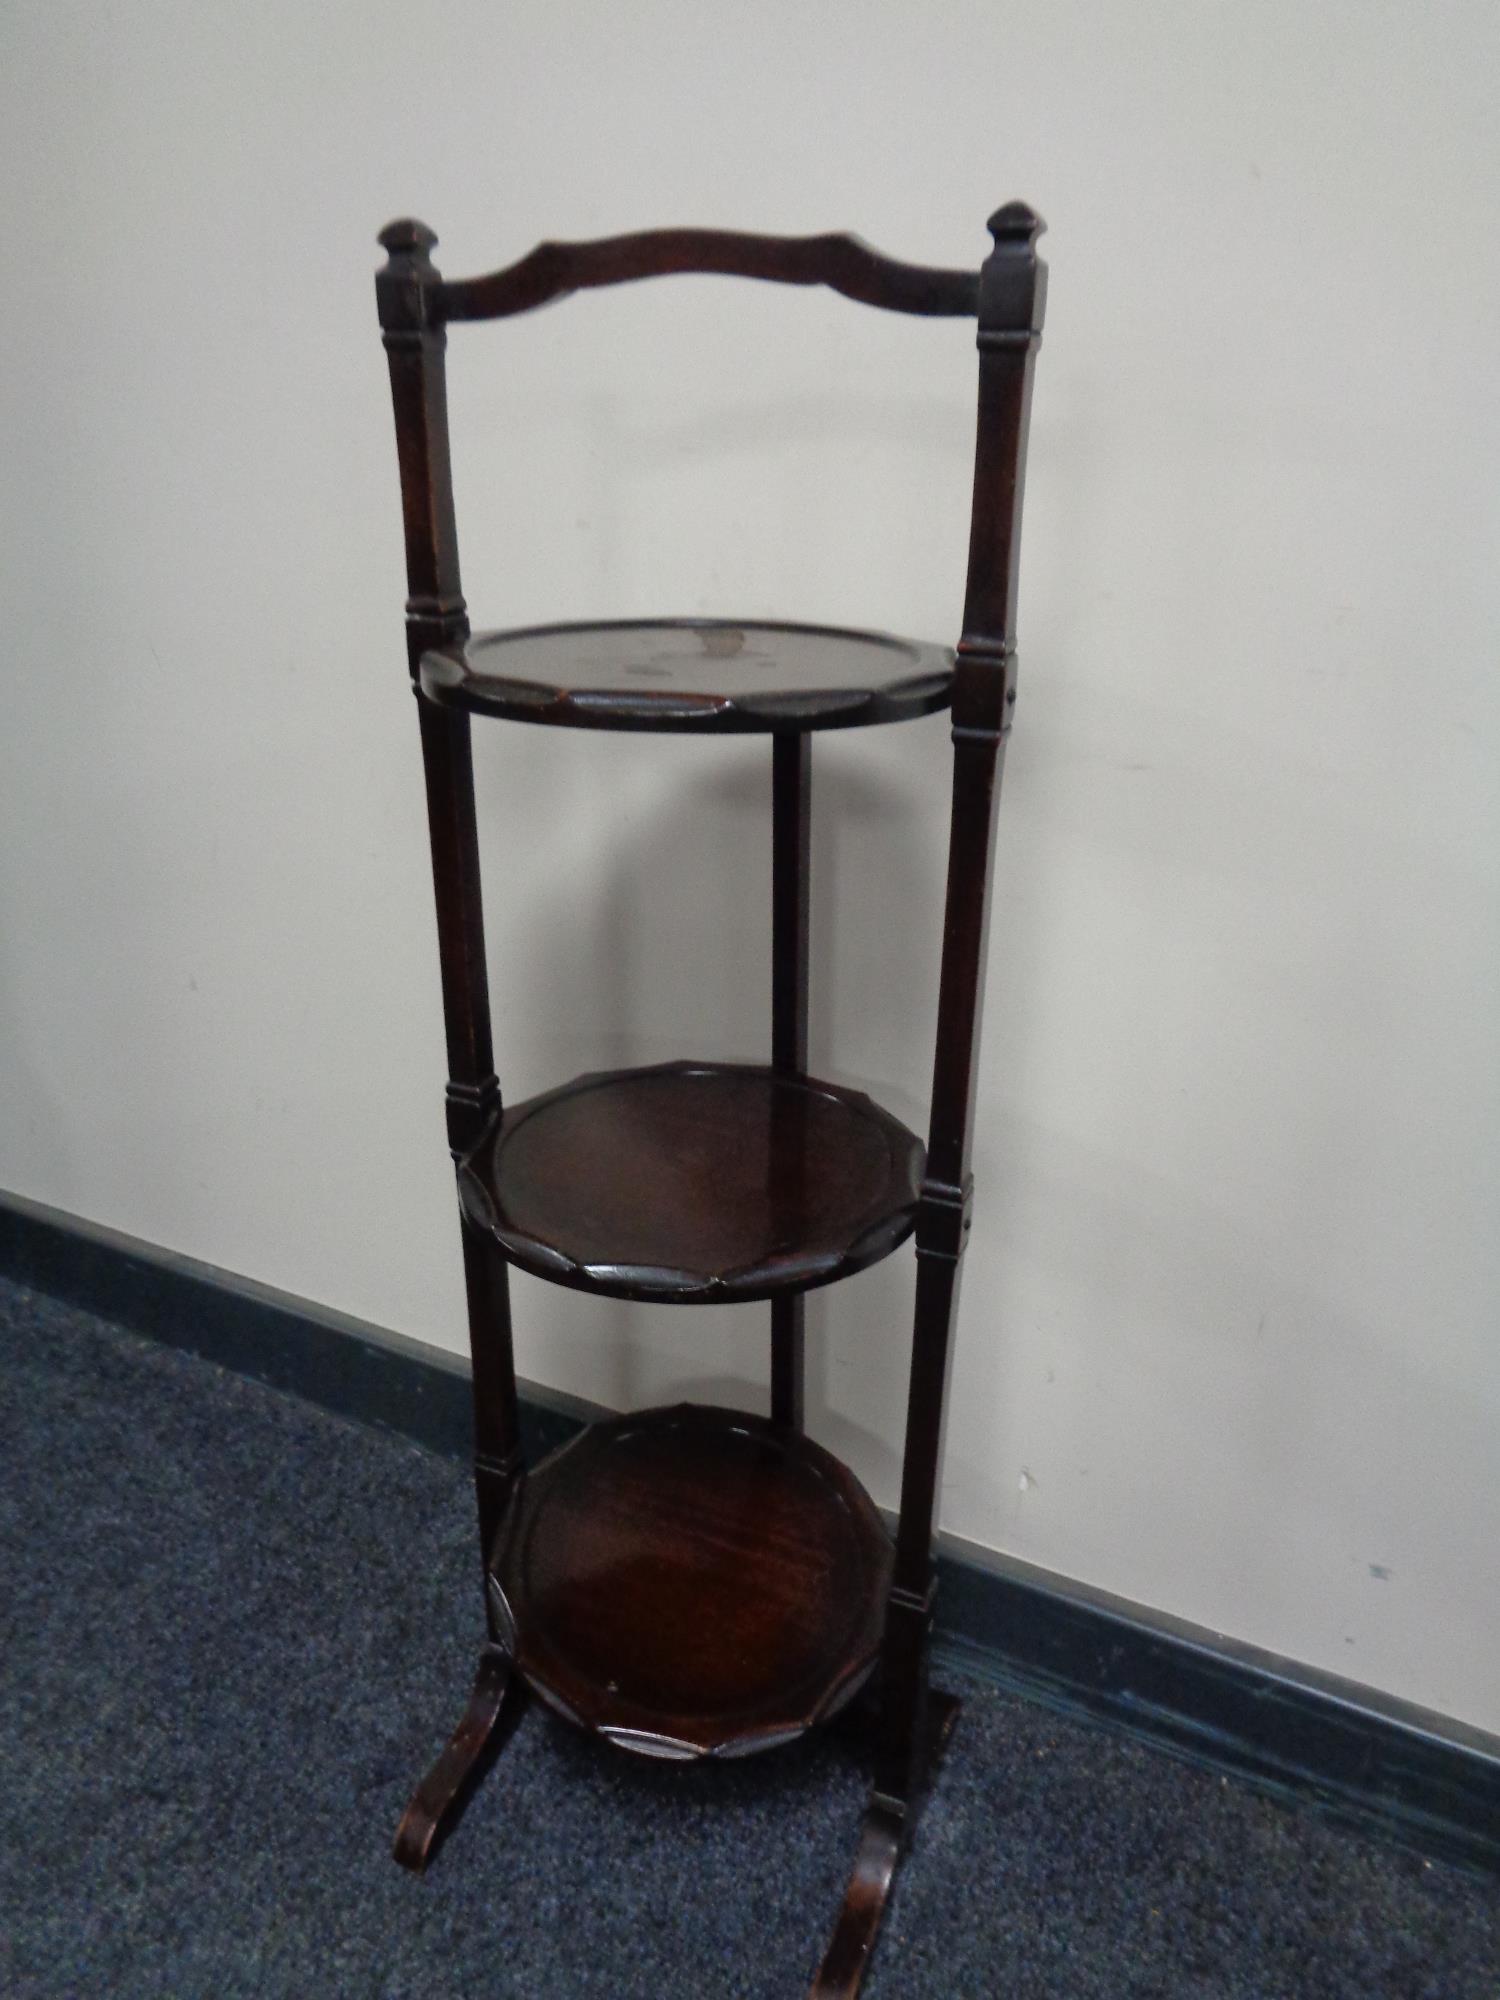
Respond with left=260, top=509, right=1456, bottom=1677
left=419, top=617, right=954, bottom=733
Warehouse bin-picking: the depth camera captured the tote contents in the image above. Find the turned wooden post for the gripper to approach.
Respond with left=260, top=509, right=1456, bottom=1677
left=377, top=220, right=521, bottom=1571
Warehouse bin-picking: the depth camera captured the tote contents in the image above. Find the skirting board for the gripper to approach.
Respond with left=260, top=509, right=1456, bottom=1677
left=3, top=1186, right=1496, bottom=1878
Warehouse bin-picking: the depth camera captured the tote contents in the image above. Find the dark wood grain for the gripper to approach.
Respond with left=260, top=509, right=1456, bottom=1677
left=807, top=204, right=1047, bottom=1994
left=376, top=200, right=1049, bottom=1993
left=809, top=1690, right=962, bottom=1997
left=375, top=222, right=467, bottom=680
left=489, top=1405, right=893, bottom=1758
left=420, top=617, right=954, bottom=734
left=809, top=1801, right=903, bottom=1998
left=458, top=1061, right=923, bottom=1304
left=771, top=732, right=812, bottom=1430
left=391, top=1645, right=525, bottom=1874
left=425, top=224, right=980, bottom=324
left=380, top=217, right=531, bottom=1870
left=873, top=201, right=1046, bottom=1815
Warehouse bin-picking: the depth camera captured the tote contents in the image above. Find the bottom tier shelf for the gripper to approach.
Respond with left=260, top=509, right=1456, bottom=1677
left=487, top=1404, right=893, bottom=1760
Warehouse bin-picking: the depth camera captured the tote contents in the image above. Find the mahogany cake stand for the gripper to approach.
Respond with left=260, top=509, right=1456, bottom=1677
left=374, top=204, right=1047, bottom=1998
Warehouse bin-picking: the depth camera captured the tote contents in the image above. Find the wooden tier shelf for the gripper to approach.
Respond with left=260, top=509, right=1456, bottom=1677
left=419, top=616, right=954, bottom=733
left=487, top=1404, right=893, bottom=1759
left=458, top=1061, right=924, bottom=1303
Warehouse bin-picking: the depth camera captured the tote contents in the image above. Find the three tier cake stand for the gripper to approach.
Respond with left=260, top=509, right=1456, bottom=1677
left=374, top=202, right=1046, bottom=1997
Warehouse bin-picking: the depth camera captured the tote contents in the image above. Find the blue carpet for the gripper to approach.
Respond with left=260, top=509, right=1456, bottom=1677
left=1, top=1276, right=1495, bottom=1997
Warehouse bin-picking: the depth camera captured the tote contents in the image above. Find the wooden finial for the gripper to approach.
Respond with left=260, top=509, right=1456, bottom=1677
left=986, top=202, right=1046, bottom=246
left=378, top=217, right=439, bottom=258
left=978, top=200, right=1047, bottom=337
left=376, top=219, right=441, bottom=335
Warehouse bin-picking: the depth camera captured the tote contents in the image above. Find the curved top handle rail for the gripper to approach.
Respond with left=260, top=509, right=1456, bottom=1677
left=381, top=222, right=990, bottom=323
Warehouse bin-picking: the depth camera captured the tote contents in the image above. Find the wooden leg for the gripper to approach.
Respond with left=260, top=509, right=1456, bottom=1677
left=810, top=1687, right=963, bottom=1997
left=812, top=1189, right=968, bottom=1991
left=392, top=1645, right=526, bottom=1873
left=811, top=1798, right=903, bottom=1999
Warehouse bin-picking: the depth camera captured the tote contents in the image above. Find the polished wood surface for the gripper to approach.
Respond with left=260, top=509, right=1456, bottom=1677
left=391, top=1645, right=525, bottom=1875
left=420, top=618, right=954, bottom=734
left=458, top=1061, right=923, bottom=1303
left=490, top=1405, right=893, bottom=1759
left=421, top=222, right=981, bottom=324
left=809, top=1689, right=962, bottom=1997
left=874, top=204, right=1046, bottom=1848
left=377, top=198, right=1049, bottom=1995
left=770, top=732, right=812, bottom=1430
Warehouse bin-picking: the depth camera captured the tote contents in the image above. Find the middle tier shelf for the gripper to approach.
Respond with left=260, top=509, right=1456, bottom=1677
left=459, top=1060, right=925, bottom=1303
